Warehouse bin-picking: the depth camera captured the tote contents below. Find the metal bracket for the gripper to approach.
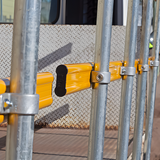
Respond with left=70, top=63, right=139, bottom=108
left=91, top=71, right=111, bottom=84
left=138, top=64, right=150, bottom=72
left=149, top=60, right=159, bottom=67
left=120, top=67, right=136, bottom=76
left=0, top=93, right=39, bottom=115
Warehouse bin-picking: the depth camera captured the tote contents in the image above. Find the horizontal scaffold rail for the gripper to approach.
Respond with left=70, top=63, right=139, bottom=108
left=0, top=72, right=54, bottom=123
left=55, top=57, right=153, bottom=97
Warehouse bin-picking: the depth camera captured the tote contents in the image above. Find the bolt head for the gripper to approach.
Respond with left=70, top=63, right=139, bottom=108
left=142, top=66, right=145, bottom=69
left=96, top=74, right=104, bottom=82
left=4, top=99, right=13, bottom=106
left=122, top=69, right=126, bottom=73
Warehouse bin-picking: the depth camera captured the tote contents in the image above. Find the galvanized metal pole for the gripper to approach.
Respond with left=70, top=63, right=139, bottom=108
left=132, top=0, right=153, bottom=159
left=5, top=0, right=41, bottom=159
left=87, top=0, right=114, bottom=160
left=116, top=0, right=139, bottom=159
left=143, top=1, right=160, bottom=159
left=0, top=0, right=2, bottom=22
left=153, top=0, right=157, bottom=30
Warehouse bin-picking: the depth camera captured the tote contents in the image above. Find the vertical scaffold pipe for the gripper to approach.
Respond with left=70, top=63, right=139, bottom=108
left=0, top=0, right=2, bottom=21
left=143, top=1, right=160, bottom=159
left=5, top=0, right=41, bottom=159
left=116, top=0, right=139, bottom=160
left=132, top=0, right=153, bottom=159
left=153, top=0, right=157, bottom=30
left=87, top=0, right=114, bottom=160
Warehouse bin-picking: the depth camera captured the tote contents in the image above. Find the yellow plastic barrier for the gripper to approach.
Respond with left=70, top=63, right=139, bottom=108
left=0, top=80, right=6, bottom=123
left=55, top=58, right=154, bottom=97
left=55, top=62, right=125, bottom=97
left=0, top=115, right=4, bottom=124
left=109, top=61, right=123, bottom=81
left=55, top=63, right=93, bottom=97
left=37, top=72, right=54, bottom=109
left=0, top=72, right=54, bottom=123
left=0, top=79, right=6, bottom=94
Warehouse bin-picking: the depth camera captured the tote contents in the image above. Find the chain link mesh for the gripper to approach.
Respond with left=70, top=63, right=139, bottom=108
left=0, top=24, right=140, bottom=129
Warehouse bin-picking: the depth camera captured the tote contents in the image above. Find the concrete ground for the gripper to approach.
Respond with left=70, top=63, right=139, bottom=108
left=0, top=128, right=134, bottom=160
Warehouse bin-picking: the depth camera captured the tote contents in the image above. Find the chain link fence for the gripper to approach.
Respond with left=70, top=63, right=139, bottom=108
left=0, top=24, right=141, bottom=129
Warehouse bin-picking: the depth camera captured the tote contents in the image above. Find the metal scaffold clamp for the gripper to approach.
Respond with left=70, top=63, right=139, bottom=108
left=0, top=93, right=39, bottom=115
left=138, top=64, right=150, bottom=72
left=120, top=67, right=136, bottom=76
left=149, top=60, right=159, bottom=67
left=91, top=71, right=111, bottom=84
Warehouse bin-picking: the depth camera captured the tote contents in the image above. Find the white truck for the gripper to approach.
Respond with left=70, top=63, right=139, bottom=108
left=0, top=0, right=142, bottom=26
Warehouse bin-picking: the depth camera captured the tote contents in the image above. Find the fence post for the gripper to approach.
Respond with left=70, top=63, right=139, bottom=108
left=87, top=0, right=114, bottom=160
left=116, top=0, right=139, bottom=159
left=5, top=0, right=41, bottom=159
left=143, top=0, right=160, bottom=159
left=132, top=0, right=153, bottom=159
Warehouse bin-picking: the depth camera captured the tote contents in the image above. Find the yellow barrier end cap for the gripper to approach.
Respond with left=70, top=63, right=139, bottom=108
left=55, top=65, right=68, bottom=97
